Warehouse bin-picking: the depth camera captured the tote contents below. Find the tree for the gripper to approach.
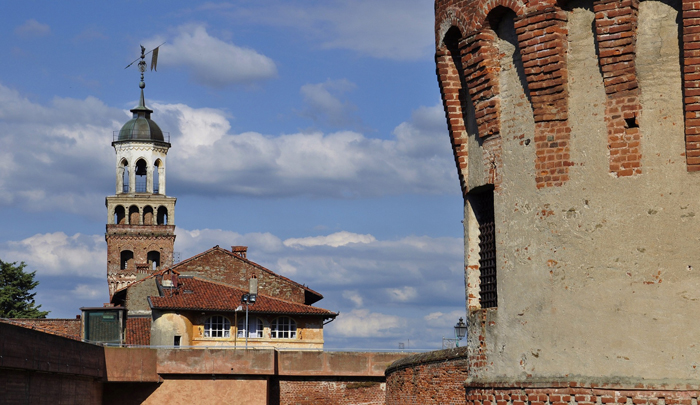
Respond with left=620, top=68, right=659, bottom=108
left=0, top=260, right=49, bottom=318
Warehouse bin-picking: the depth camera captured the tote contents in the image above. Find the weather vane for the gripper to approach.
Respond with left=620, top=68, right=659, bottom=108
left=124, top=43, right=165, bottom=88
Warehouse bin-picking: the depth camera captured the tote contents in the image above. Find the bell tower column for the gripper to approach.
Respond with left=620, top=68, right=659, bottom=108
left=105, top=47, right=177, bottom=298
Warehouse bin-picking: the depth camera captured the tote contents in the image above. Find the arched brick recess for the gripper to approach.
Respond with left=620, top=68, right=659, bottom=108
left=515, top=6, right=573, bottom=188
left=594, top=0, right=642, bottom=177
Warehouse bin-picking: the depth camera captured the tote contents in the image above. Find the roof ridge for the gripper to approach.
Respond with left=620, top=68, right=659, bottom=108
left=171, top=245, right=323, bottom=299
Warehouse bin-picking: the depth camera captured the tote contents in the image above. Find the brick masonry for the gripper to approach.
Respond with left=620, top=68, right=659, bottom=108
left=385, top=347, right=470, bottom=405
left=434, top=0, right=700, bottom=191
left=274, top=378, right=386, bottom=405
left=170, top=246, right=318, bottom=305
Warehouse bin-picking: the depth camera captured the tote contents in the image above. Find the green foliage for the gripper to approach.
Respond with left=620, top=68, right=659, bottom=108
left=0, top=260, right=49, bottom=318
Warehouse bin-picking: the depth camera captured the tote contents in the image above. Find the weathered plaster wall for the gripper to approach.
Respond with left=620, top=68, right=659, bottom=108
left=435, top=0, right=700, bottom=384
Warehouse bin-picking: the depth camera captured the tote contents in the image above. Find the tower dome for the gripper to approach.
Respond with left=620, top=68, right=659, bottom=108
left=117, top=90, right=165, bottom=142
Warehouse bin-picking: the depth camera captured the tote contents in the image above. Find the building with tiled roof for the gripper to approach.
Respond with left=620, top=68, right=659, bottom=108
left=108, top=258, right=336, bottom=349
left=77, top=63, right=339, bottom=349
left=145, top=274, right=336, bottom=349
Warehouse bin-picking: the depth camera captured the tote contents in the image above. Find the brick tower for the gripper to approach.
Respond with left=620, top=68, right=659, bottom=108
left=387, top=0, right=700, bottom=403
left=105, top=49, right=176, bottom=297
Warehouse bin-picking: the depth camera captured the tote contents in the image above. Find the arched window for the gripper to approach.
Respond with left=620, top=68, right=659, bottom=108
left=147, top=251, right=160, bottom=271
left=154, top=159, right=162, bottom=194
left=114, top=205, right=126, bottom=225
left=143, top=206, right=154, bottom=225
left=135, top=159, right=147, bottom=193
left=120, top=250, right=134, bottom=270
left=121, top=159, right=129, bottom=193
left=237, top=317, right=264, bottom=338
left=204, top=316, right=231, bottom=338
left=129, top=205, right=140, bottom=225
left=157, top=206, right=168, bottom=225
left=271, top=317, right=296, bottom=339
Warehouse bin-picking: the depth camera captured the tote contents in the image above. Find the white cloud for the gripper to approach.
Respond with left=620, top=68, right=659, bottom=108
left=15, top=19, right=51, bottom=38
left=387, top=286, right=417, bottom=302
left=0, top=81, right=454, bottom=216
left=284, top=231, right=376, bottom=248
left=299, top=79, right=358, bottom=127
left=226, top=0, right=434, bottom=61
left=424, top=310, right=466, bottom=328
left=71, top=284, right=104, bottom=299
left=329, top=309, right=406, bottom=338
left=158, top=101, right=454, bottom=198
left=342, top=290, right=364, bottom=308
left=148, top=24, right=277, bottom=87
left=0, top=232, right=105, bottom=278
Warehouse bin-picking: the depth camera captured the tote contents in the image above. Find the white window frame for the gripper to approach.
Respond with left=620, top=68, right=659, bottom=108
left=204, top=315, right=231, bottom=338
left=271, top=316, right=297, bottom=339
left=237, top=317, right=264, bottom=338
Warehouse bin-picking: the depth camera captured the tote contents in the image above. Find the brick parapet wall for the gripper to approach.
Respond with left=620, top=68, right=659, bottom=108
left=683, top=0, right=700, bottom=171
left=437, top=47, right=470, bottom=193
left=463, top=383, right=700, bottom=405
left=385, top=347, right=470, bottom=405
left=593, top=0, right=643, bottom=177
left=515, top=8, right=573, bottom=188
left=275, top=378, right=386, bottom=405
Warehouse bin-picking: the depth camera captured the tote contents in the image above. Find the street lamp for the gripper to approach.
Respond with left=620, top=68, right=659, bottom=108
left=454, top=317, right=467, bottom=347
left=241, top=293, right=257, bottom=349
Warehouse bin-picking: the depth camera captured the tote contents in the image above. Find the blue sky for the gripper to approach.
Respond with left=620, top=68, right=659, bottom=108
left=0, top=0, right=466, bottom=350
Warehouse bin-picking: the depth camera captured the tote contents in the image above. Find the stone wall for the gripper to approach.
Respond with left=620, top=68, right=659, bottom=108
left=385, top=347, right=470, bottom=405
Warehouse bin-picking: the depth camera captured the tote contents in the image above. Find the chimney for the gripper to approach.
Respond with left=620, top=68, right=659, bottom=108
left=249, top=275, right=258, bottom=295
left=231, top=246, right=248, bottom=259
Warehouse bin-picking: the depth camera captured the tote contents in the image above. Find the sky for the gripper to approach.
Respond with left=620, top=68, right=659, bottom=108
left=0, top=0, right=467, bottom=350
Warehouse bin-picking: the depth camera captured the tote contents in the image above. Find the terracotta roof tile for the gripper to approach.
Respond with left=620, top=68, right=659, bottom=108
left=1, top=318, right=81, bottom=341
left=125, top=317, right=151, bottom=345
left=149, top=277, right=336, bottom=317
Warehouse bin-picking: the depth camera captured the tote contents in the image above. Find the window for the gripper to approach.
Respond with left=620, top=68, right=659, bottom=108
left=120, top=250, right=134, bottom=270
left=468, top=186, right=497, bottom=308
left=173, top=336, right=181, bottom=347
left=271, top=317, right=297, bottom=339
left=237, top=317, right=263, bottom=338
left=204, top=316, right=231, bottom=338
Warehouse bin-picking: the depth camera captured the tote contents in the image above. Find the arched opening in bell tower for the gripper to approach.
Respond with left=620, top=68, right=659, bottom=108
left=154, top=159, right=162, bottom=194
left=157, top=206, right=168, bottom=225
left=147, top=251, right=161, bottom=271
left=129, top=205, right=140, bottom=225
left=120, top=250, right=134, bottom=270
left=143, top=206, right=154, bottom=225
left=135, top=159, right=148, bottom=193
left=120, top=159, right=129, bottom=193
left=114, top=205, right=126, bottom=225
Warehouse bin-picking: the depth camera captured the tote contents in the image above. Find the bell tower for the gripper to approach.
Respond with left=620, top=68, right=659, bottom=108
left=105, top=48, right=176, bottom=297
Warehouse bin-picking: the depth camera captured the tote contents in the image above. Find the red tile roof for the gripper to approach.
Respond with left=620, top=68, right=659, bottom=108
left=149, top=277, right=337, bottom=318
left=0, top=318, right=81, bottom=341
left=125, top=317, right=151, bottom=345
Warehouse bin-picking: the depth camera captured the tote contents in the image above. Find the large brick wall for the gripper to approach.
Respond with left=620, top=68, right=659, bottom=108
left=274, top=378, right=386, bottom=405
left=463, top=384, right=700, bottom=405
left=434, top=0, right=700, bottom=192
left=385, top=347, right=470, bottom=405
left=0, top=321, right=105, bottom=404
left=171, top=246, right=314, bottom=304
